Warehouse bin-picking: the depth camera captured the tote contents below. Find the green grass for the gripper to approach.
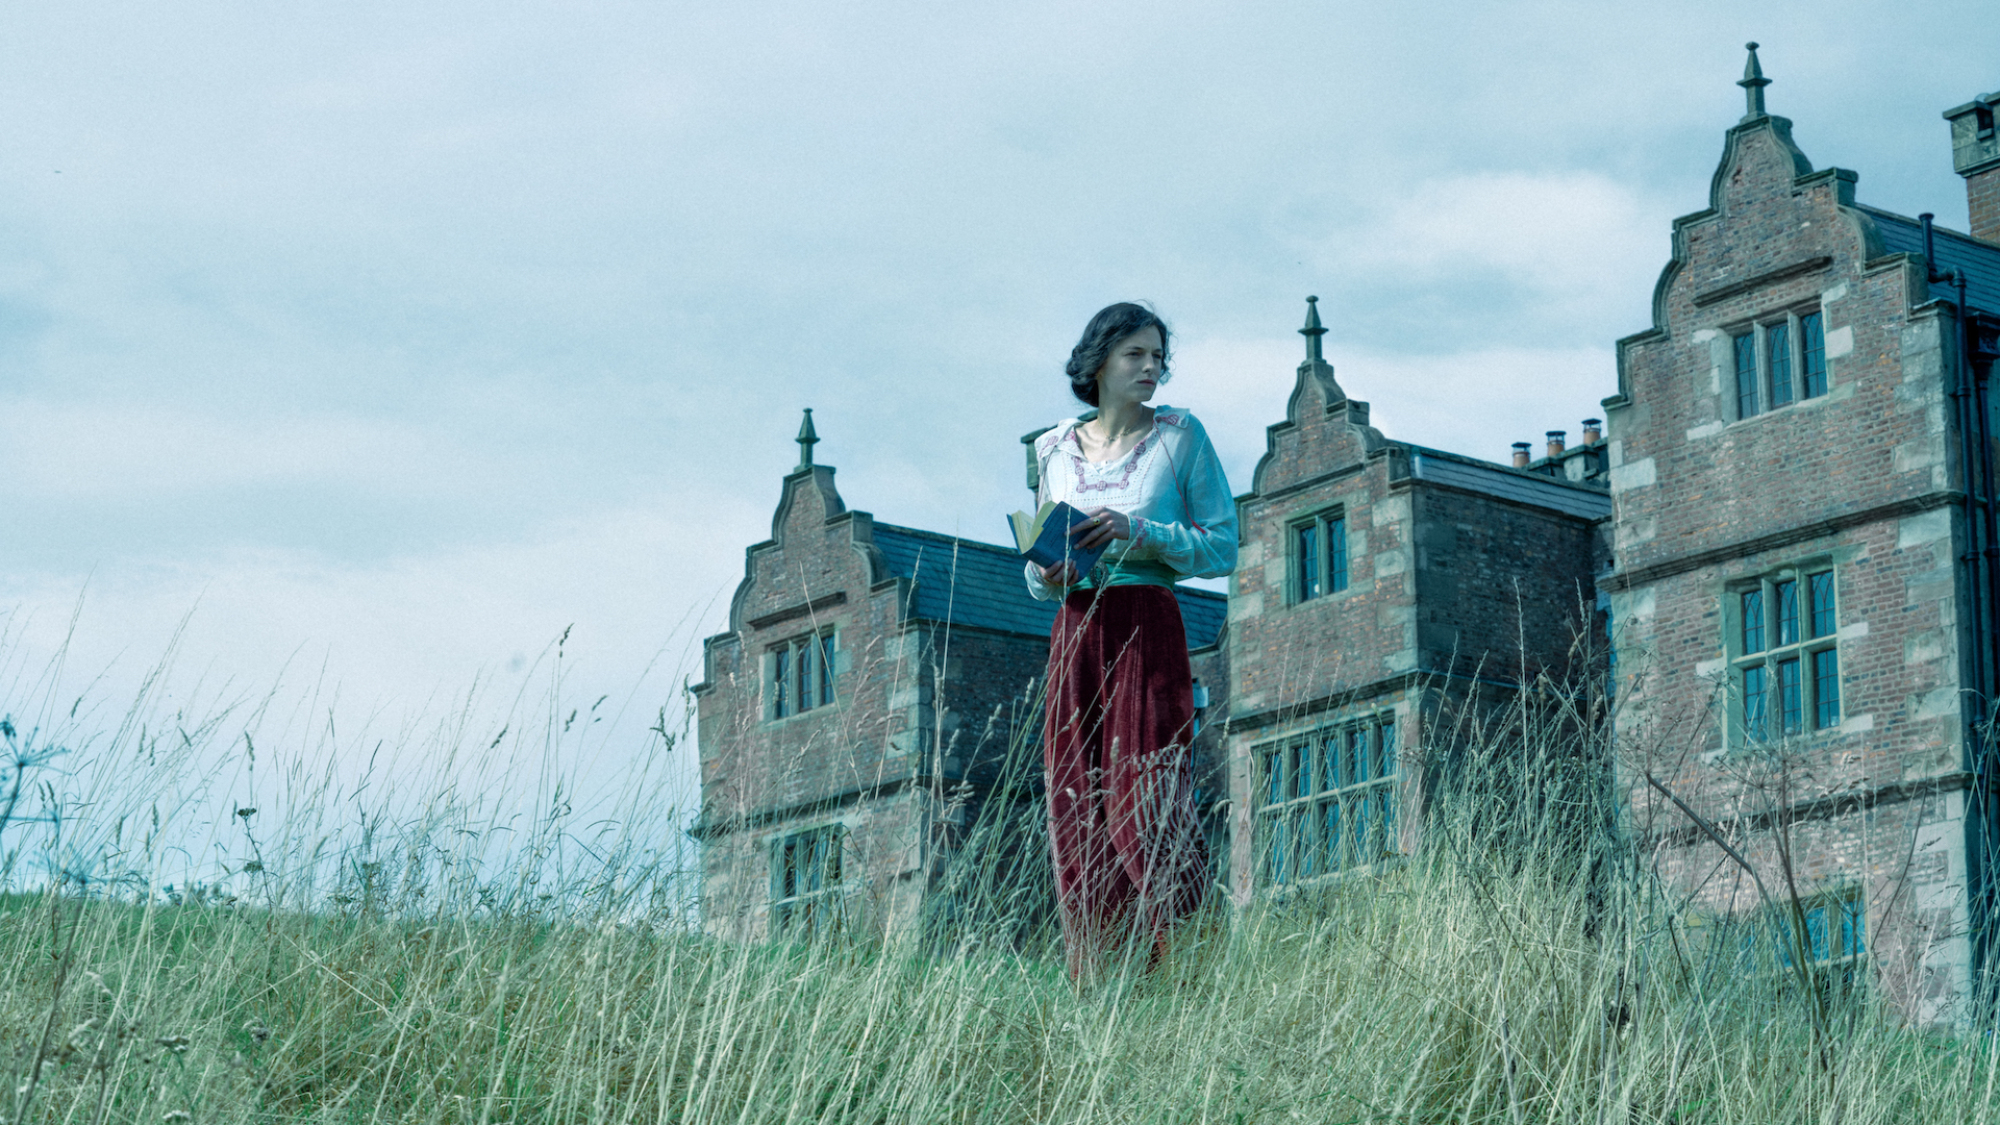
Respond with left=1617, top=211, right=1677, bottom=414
left=1, top=794, right=1993, bottom=1124
left=0, top=656, right=1993, bottom=1125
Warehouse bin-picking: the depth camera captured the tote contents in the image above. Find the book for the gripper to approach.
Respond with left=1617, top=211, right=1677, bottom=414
left=1009, top=500, right=1109, bottom=578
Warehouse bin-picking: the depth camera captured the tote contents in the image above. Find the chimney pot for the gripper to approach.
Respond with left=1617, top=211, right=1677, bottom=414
left=1546, top=431, right=1566, bottom=458
left=1511, top=442, right=1532, bottom=469
left=1582, top=418, right=1603, bottom=444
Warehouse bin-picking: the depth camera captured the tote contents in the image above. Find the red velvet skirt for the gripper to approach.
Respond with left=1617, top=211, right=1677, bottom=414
left=1043, top=584, right=1207, bottom=975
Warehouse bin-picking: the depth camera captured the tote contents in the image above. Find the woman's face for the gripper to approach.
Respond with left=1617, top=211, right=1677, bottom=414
left=1095, top=326, right=1164, bottom=407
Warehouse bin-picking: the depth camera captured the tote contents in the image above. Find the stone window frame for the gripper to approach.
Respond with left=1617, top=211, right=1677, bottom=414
left=1727, top=560, right=1841, bottom=747
left=769, top=823, right=846, bottom=934
left=1730, top=304, right=1830, bottom=421
left=1253, top=711, right=1399, bottom=887
left=1288, top=506, right=1350, bottom=606
left=765, top=627, right=838, bottom=721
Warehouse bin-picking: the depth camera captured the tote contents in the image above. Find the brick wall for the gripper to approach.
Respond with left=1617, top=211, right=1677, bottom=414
left=1220, top=350, right=1609, bottom=902
left=695, top=469, right=917, bottom=827
left=1411, top=486, right=1598, bottom=683
left=1970, top=167, right=2000, bottom=246
left=695, top=465, right=1058, bottom=939
left=1607, top=114, right=1976, bottom=1026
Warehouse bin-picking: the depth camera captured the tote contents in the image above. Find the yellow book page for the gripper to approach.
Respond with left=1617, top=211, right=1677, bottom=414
left=1009, top=501, right=1056, bottom=553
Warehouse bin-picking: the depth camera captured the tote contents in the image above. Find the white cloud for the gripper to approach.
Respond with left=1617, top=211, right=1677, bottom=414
left=0, top=400, right=477, bottom=499
left=0, top=500, right=743, bottom=814
left=1169, top=333, right=1614, bottom=481
left=0, top=0, right=1993, bottom=876
left=1344, top=171, right=1660, bottom=302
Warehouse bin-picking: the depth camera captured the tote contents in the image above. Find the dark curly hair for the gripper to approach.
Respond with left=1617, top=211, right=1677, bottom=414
left=1065, top=302, right=1170, bottom=407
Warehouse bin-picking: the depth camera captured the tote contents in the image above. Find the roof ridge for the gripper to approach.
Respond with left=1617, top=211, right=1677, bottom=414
left=1404, top=443, right=1611, bottom=495
left=872, top=522, right=1015, bottom=554
left=1858, top=204, right=2000, bottom=253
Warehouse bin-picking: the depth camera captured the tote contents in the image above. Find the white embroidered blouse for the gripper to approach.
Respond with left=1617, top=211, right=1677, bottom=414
left=1023, top=405, right=1239, bottom=601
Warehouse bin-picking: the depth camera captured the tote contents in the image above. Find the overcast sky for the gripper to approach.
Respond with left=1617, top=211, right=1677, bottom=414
left=1, top=1, right=1995, bottom=816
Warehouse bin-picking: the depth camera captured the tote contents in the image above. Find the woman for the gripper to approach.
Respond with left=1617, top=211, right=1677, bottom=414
left=1025, top=302, right=1238, bottom=979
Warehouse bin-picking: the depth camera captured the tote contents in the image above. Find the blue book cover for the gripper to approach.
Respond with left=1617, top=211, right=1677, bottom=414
left=1009, top=501, right=1109, bottom=577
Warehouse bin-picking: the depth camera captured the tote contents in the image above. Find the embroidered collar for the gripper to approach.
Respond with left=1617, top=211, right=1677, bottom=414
left=1044, top=406, right=1184, bottom=459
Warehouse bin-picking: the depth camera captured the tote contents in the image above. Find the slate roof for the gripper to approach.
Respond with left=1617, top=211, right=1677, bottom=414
left=1404, top=448, right=1613, bottom=521
left=1862, top=205, right=2000, bottom=316
left=871, top=524, right=1227, bottom=649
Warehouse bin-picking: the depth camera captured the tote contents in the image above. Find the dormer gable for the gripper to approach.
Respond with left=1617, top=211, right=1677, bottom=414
left=1247, top=296, right=1387, bottom=496
left=1612, top=44, right=1889, bottom=406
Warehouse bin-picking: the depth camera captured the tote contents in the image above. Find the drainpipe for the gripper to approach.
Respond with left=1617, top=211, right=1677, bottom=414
left=1965, top=268, right=2000, bottom=1009
left=1964, top=270, right=1998, bottom=720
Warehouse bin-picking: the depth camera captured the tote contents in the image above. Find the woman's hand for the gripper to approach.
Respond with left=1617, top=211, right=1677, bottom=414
left=1072, top=507, right=1132, bottom=551
left=1040, top=560, right=1080, bottom=587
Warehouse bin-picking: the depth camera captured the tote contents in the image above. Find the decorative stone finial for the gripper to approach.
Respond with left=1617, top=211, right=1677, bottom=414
left=795, top=408, right=819, bottom=470
left=1738, top=42, right=1771, bottom=122
left=1299, top=296, right=1327, bottom=364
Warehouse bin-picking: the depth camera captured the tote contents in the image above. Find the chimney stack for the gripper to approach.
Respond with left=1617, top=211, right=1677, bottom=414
left=1511, top=442, right=1532, bottom=469
left=1546, top=431, right=1566, bottom=459
left=1582, top=418, right=1603, bottom=444
left=1945, top=91, right=2000, bottom=245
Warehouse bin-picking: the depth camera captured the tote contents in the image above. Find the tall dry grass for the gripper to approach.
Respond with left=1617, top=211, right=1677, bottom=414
left=0, top=645, right=1994, bottom=1125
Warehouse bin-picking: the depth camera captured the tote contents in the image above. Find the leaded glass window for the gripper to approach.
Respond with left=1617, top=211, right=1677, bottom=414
left=1256, top=712, right=1400, bottom=886
left=1732, top=565, right=1839, bottom=744
left=771, top=824, right=845, bottom=934
left=769, top=629, right=839, bottom=720
left=1291, top=508, right=1350, bottom=604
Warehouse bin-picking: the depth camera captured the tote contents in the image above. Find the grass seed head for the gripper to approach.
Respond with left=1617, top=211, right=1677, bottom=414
left=66, top=1018, right=102, bottom=1056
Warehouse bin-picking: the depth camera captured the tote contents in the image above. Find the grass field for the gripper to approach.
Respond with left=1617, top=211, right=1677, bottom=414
left=1, top=765, right=1993, bottom=1122
left=0, top=663, right=1995, bottom=1125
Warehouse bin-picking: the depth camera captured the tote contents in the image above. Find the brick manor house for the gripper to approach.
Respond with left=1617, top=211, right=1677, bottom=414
left=691, top=52, right=2000, bottom=1024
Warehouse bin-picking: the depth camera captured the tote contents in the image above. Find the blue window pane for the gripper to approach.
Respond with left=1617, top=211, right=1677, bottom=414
left=1380, top=717, right=1396, bottom=775
left=1293, top=743, right=1312, bottom=799
left=805, top=835, right=826, bottom=894
left=1297, top=524, right=1320, bottom=602
left=1735, top=333, right=1760, bottom=417
left=1776, top=579, right=1799, bottom=645
left=1809, top=571, right=1835, bottom=638
left=1329, top=516, right=1349, bottom=591
left=1353, top=729, right=1370, bottom=784
left=819, top=634, right=836, bottom=706
left=774, top=648, right=791, bottom=718
left=1294, top=811, right=1314, bottom=878
left=1266, top=752, right=1283, bottom=805
left=1768, top=322, right=1793, bottom=407
left=1841, top=897, right=1865, bottom=956
left=798, top=640, right=816, bottom=712
left=1324, top=736, right=1342, bottom=790
left=1802, top=312, right=1827, bottom=397
left=1328, top=796, right=1344, bottom=868
left=1779, top=658, right=1802, bottom=735
left=1815, top=649, right=1841, bottom=729
left=1742, top=589, right=1765, bottom=653
left=1744, top=666, right=1768, bottom=742
left=1805, top=904, right=1829, bottom=963
left=1325, top=801, right=1343, bottom=871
